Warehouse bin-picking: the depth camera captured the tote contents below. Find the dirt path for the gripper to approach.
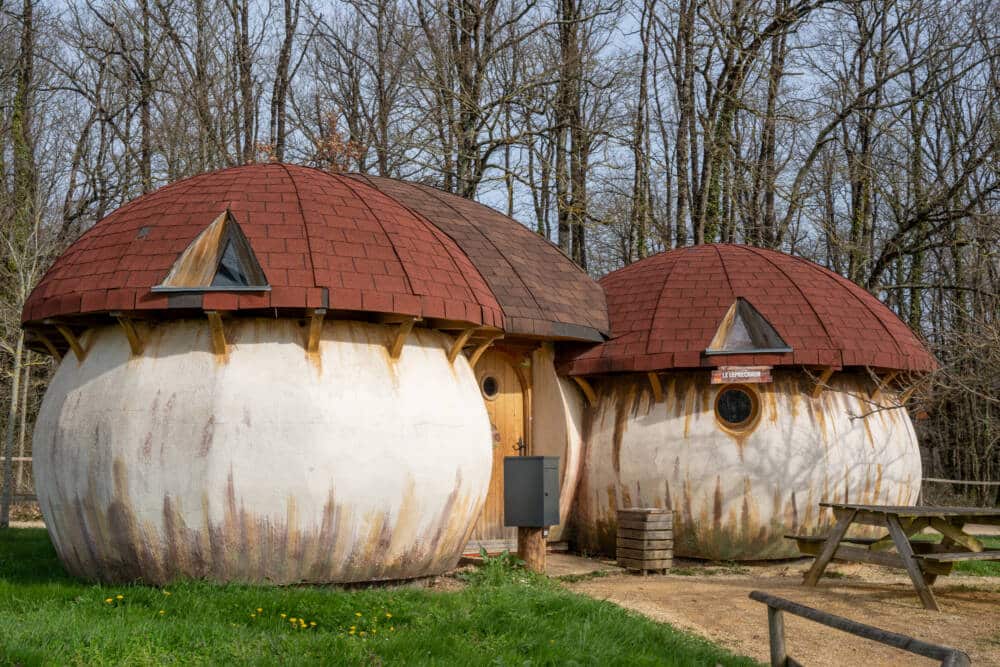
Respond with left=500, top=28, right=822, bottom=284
left=567, top=560, right=1000, bottom=666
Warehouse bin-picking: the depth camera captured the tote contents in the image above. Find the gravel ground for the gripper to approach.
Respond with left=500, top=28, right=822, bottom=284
left=567, top=559, right=1000, bottom=666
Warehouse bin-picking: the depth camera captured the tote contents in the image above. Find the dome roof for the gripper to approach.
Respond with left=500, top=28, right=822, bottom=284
left=22, top=164, right=607, bottom=345
left=559, top=244, right=936, bottom=375
left=348, top=175, right=608, bottom=341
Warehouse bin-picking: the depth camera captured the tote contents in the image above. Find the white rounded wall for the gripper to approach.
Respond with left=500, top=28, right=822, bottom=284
left=572, top=371, right=921, bottom=560
left=34, top=318, right=493, bottom=584
left=529, top=344, right=586, bottom=541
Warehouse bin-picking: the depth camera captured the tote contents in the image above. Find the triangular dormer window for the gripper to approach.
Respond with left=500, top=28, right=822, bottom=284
left=153, top=211, right=269, bottom=292
left=705, top=298, right=791, bottom=355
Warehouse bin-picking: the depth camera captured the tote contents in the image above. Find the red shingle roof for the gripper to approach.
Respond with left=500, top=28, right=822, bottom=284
left=558, top=244, right=937, bottom=375
left=348, top=175, right=608, bottom=341
left=22, top=164, right=504, bottom=329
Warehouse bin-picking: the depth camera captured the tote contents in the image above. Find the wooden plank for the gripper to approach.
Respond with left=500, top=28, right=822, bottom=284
left=112, top=312, right=144, bottom=356
left=447, top=328, right=475, bottom=363
left=886, top=513, right=938, bottom=611
left=55, top=325, right=87, bottom=362
left=803, top=508, right=857, bottom=586
left=618, top=519, right=672, bottom=530
left=617, top=547, right=672, bottom=560
left=647, top=372, right=663, bottom=403
left=468, top=332, right=503, bottom=368
left=306, top=308, right=326, bottom=354
left=617, top=508, right=672, bottom=517
left=618, top=528, right=672, bottom=540
left=928, top=517, right=984, bottom=553
left=617, top=557, right=671, bottom=569
left=796, top=542, right=951, bottom=575
left=811, top=366, right=835, bottom=399
left=617, top=538, right=673, bottom=550
left=206, top=311, right=227, bottom=356
left=819, top=502, right=1000, bottom=519
left=388, top=316, right=417, bottom=359
left=914, top=550, right=1000, bottom=563
left=35, top=333, right=62, bottom=362
left=749, top=591, right=971, bottom=665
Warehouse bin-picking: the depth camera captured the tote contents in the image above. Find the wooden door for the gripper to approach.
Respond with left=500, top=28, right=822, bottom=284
left=469, top=349, right=524, bottom=547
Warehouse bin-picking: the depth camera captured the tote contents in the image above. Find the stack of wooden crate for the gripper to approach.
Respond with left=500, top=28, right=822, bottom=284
left=616, top=508, right=673, bottom=574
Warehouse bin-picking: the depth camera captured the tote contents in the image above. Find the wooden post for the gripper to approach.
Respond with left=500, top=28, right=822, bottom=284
left=803, top=508, right=856, bottom=586
left=766, top=606, right=788, bottom=667
left=886, top=514, right=939, bottom=611
left=517, top=527, right=546, bottom=574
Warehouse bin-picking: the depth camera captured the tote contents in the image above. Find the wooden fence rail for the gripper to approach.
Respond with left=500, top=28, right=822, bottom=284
left=748, top=591, right=971, bottom=667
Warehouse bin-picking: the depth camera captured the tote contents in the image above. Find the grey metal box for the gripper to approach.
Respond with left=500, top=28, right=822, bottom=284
left=503, top=456, right=560, bottom=527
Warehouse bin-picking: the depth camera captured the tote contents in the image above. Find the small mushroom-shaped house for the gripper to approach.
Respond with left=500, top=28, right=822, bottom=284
left=22, top=164, right=607, bottom=584
left=558, top=244, right=936, bottom=561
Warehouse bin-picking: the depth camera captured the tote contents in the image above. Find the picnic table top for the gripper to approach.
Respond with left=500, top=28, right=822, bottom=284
left=820, top=502, right=1000, bottom=518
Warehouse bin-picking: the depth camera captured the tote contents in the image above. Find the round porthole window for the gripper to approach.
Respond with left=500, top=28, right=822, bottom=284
left=481, top=375, right=500, bottom=400
left=714, top=384, right=759, bottom=430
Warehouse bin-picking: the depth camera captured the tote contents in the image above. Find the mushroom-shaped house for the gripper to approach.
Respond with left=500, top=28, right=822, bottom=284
left=558, top=244, right=936, bottom=561
left=21, top=164, right=607, bottom=584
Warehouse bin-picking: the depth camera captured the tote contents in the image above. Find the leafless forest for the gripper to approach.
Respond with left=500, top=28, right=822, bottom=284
left=0, top=0, right=997, bottom=502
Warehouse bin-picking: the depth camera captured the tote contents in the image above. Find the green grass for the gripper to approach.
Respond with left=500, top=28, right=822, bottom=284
left=910, top=534, right=1000, bottom=577
left=0, top=529, right=758, bottom=666
left=955, top=536, right=1000, bottom=577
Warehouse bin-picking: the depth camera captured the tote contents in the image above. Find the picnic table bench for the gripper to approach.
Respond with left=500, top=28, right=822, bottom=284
left=786, top=502, right=1000, bottom=611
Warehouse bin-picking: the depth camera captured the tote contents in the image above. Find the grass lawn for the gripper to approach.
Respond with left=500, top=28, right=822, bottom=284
left=954, top=536, right=1000, bottom=577
left=907, top=534, right=1000, bottom=577
left=0, top=529, right=758, bottom=666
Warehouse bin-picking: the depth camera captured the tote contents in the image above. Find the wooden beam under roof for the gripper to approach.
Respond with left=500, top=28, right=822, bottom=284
left=111, top=312, right=144, bottom=356
left=572, top=376, right=598, bottom=407
left=811, top=366, right=835, bottom=399
left=388, top=316, right=418, bottom=359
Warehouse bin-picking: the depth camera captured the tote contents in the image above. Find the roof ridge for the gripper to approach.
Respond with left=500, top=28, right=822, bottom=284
left=277, top=163, right=319, bottom=290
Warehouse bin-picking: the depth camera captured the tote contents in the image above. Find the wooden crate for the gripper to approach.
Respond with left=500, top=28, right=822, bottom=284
left=616, top=508, right=673, bottom=574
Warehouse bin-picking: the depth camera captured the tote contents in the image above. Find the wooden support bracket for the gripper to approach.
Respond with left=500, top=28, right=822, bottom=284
left=111, top=312, right=144, bottom=356
left=648, top=372, right=664, bottom=403
left=448, top=328, right=476, bottom=364
left=467, top=332, right=502, bottom=368
left=572, top=376, right=597, bottom=407
left=388, top=316, right=417, bottom=359
left=206, top=311, right=227, bottom=356
left=900, top=384, right=917, bottom=405
left=306, top=308, right=326, bottom=354
left=870, top=370, right=900, bottom=402
left=36, top=333, right=62, bottom=362
left=811, top=366, right=835, bottom=399
left=54, top=325, right=87, bottom=362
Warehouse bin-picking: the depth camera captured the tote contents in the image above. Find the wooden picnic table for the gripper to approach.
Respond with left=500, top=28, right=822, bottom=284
left=787, top=502, right=1000, bottom=611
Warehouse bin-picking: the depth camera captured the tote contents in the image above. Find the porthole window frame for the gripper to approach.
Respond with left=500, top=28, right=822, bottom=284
left=480, top=374, right=501, bottom=401
left=714, top=383, right=761, bottom=432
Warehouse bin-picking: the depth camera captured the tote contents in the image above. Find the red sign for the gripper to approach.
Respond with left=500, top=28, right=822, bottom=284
left=710, top=366, right=772, bottom=384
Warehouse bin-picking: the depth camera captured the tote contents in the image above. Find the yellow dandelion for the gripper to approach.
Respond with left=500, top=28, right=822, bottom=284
left=349, top=629, right=355, bottom=635
left=309, top=621, right=317, bottom=627
left=159, top=610, right=165, bottom=615
left=163, top=591, right=171, bottom=596
left=256, top=607, right=262, bottom=613
left=104, top=598, right=113, bottom=604
left=355, top=612, right=362, bottom=617
left=251, top=614, right=256, bottom=618
left=390, top=626, right=394, bottom=632
left=280, top=613, right=287, bottom=619
left=385, top=612, right=392, bottom=618
left=290, top=617, right=297, bottom=622
left=350, top=625, right=356, bottom=630
left=360, top=631, right=366, bottom=637
left=115, top=595, right=124, bottom=600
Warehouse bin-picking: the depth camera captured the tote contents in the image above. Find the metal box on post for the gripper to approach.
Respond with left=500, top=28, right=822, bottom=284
left=503, top=456, right=560, bottom=527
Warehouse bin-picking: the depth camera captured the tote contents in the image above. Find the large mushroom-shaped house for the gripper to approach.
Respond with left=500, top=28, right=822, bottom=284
left=559, top=244, right=936, bottom=561
left=22, top=164, right=608, bottom=584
